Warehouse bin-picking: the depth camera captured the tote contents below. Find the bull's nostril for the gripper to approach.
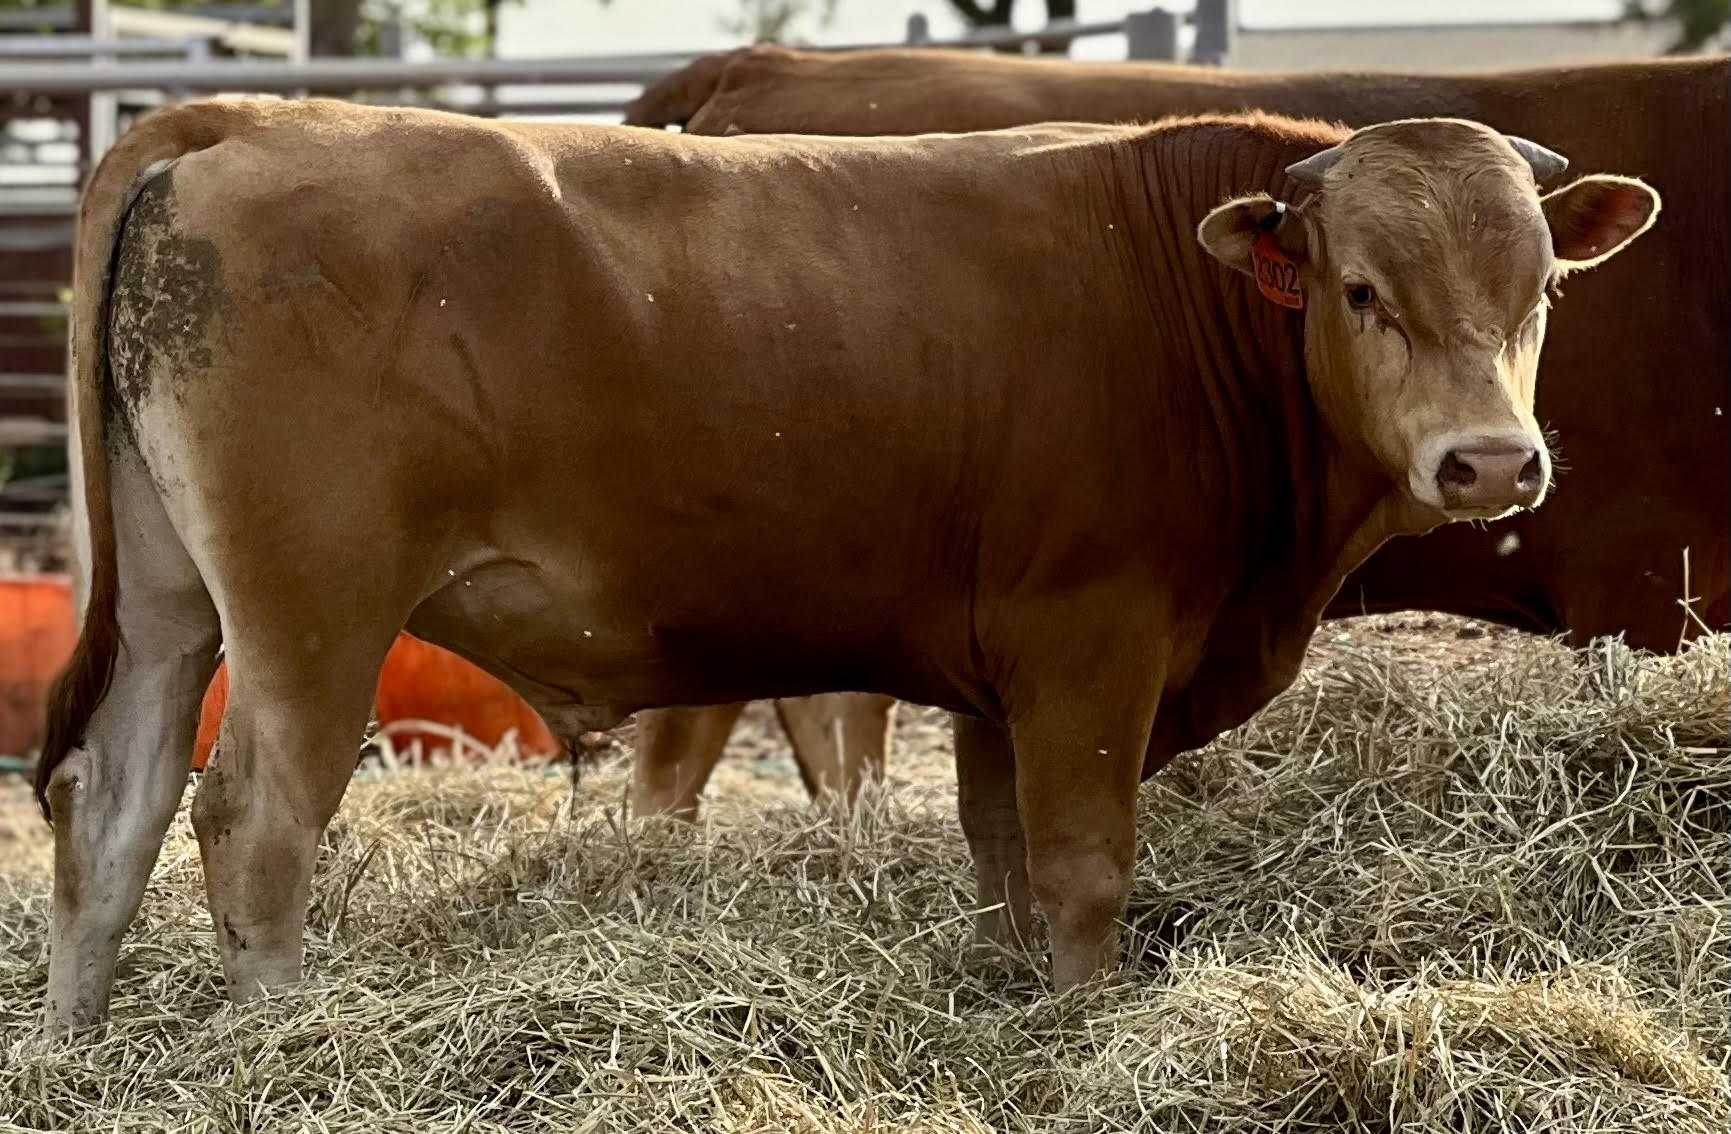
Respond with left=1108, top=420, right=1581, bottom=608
left=1438, top=452, right=1477, bottom=489
left=1517, top=453, right=1543, bottom=491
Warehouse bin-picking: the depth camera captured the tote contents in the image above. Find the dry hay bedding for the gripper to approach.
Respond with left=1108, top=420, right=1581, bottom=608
left=0, top=618, right=1725, bottom=1133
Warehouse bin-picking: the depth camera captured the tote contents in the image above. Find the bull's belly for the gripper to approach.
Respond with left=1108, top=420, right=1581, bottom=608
left=400, top=547, right=966, bottom=739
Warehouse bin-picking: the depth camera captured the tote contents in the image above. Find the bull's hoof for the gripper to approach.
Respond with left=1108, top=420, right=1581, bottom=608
left=39, top=1006, right=109, bottom=1047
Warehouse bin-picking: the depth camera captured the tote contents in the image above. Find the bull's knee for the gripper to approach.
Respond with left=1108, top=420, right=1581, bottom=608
left=1029, top=849, right=1131, bottom=991
left=193, top=757, right=325, bottom=1000
left=188, top=754, right=258, bottom=860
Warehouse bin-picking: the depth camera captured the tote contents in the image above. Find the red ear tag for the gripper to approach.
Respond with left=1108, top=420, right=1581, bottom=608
left=1251, top=230, right=1304, bottom=309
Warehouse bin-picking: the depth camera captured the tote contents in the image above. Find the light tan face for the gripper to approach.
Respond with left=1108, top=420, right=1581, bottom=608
left=1199, top=118, right=1661, bottom=522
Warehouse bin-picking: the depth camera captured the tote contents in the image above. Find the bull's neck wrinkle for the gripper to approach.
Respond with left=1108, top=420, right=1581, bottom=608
left=1071, top=123, right=1411, bottom=763
left=1101, top=123, right=1399, bottom=619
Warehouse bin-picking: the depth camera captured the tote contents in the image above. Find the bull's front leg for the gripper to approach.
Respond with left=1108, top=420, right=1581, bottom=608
left=1004, top=663, right=1160, bottom=992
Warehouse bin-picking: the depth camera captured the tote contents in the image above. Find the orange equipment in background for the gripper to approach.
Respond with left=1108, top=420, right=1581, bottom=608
left=0, top=575, right=556, bottom=766
left=0, top=575, right=78, bottom=759
left=193, top=635, right=558, bottom=768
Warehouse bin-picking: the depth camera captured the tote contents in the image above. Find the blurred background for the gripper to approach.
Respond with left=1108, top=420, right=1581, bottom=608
left=0, top=0, right=1725, bottom=765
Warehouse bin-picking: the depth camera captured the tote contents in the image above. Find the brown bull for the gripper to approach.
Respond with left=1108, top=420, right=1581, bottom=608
left=37, top=98, right=1654, bottom=1029
left=623, top=47, right=1728, bottom=818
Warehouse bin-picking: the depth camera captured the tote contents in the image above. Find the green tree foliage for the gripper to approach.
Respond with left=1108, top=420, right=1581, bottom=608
left=355, top=0, right=523, bottom=57
left=718, top=0, right=838, bottom=44
left=1623, top=0, right=1730, bottom=52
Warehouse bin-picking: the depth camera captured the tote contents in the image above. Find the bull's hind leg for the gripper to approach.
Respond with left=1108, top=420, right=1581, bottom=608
left=44, top=446, right=221, bottom=1033
left=191, top=622, right=395, bottom=1001
left=181, top=501, right=408, bottom=1000
left=188, top=591, right=402, bottom=1000
left=953, top=712, right=1029, bottom=949
left=774, top=693, right=895, bottom=805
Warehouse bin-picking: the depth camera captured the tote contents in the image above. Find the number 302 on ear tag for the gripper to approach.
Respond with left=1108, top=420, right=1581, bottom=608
left=1251, top=231, right=1304, bottom=309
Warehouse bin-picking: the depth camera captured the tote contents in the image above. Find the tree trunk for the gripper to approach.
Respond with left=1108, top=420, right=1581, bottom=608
left=1031, top=0, right=1077, bottom=54
left=309, top=0, right=361, bottom=57
left=948, top=0, right=1079, bottom=55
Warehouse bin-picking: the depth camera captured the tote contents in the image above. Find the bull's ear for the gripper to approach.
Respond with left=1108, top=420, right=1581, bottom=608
left=1197, top=194, right=1308, bottom=277
left=1542, top=174, right=1660, bottom=273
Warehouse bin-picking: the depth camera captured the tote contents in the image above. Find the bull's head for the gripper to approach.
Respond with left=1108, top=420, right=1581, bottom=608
left=1198, top=117, right=1659, bottom=521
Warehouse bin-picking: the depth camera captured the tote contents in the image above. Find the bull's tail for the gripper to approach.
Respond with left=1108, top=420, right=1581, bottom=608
left=621, top=47, right=751, bottom=129
left=34, top=99, right=258, bottom=820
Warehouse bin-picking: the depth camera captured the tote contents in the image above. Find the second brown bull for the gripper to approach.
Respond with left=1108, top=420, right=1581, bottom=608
left=622, top=47, right=1730, bottom=819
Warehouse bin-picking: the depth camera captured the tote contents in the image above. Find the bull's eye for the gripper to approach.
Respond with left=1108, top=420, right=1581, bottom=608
left=1345, top=283, right=1377, bottom=310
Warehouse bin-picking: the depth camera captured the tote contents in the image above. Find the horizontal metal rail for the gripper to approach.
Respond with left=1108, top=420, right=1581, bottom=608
left=0, top=302, right=67, bottom=319
left=913, top=16, right=1135, bottom=49
left=0, top=509, right=66, bottom=531
left=0, top=3, right=292, bottom=25
left=0, top=224, right=75, bottom=253
left=0, top=419, right=67, bottom=444
left=444, top=98, right=650, bottom=118
left=0, top=374, right=63, bottom=392
left=0, top=35, right=211, bottom=57
left=0, top=189, right=79, bottom=217
left=0, top=53, right=690, bottom=94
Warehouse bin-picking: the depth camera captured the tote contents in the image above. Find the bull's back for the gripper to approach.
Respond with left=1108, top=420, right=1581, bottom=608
left=127, top=104, right=1136, bottom=704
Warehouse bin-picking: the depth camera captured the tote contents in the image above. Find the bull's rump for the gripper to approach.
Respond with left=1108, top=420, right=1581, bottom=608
left=111, top=105, right=1148, bottom=715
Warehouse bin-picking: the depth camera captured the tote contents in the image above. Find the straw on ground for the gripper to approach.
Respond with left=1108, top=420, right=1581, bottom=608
left=1, top=617, right=1725, bottom=1133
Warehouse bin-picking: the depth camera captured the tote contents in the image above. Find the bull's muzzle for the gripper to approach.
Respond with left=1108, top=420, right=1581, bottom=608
left=1436, top=435, right=1547, bottom=514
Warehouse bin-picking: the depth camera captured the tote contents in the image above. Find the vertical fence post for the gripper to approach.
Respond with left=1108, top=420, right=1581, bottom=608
left=480, top=0, right=500, bottom=117
left=905, top=12, right=930, bottom=45
left=86, top=0, right=116, bottom=163
left=1191, top=0, right=1234, bottom=65
left=291, top=0, right=310, bottom=100
left=72, top=0, right=94, bottom=182
left=1125, top=6, right=1178, bottom=62
left=173, top=36, right=212, bottom=102
left=292, top=0, right=311, bottom=62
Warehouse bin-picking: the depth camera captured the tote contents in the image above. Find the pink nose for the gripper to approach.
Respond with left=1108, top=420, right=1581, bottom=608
left=1437, top=440, right=1545, bottom=511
